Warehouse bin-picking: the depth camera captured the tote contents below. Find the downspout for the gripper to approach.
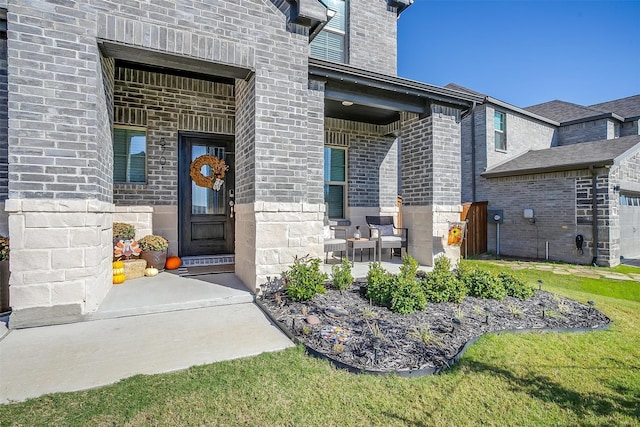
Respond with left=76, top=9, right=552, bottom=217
left=470, top=102, right=477, bottom=201
left=589, top=165, right=598, bottom=266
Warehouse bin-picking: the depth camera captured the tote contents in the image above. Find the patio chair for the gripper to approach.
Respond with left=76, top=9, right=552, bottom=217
left=366, top=215, right=408, bottom=259
left=324, top=224, right=348, bottom=263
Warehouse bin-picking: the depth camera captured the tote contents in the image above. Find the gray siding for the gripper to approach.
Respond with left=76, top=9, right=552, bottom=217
left=113, top=67, right=235, bottom=205
left=0, top=33, right=7, bottom=200
left=558, top=119, right=611, bottom=145
left=401, top=105, right=462, bottom=207
left=621, top=120, right=640, bottom=137
left=324, top=117, right=397, bottom=210
left=348, top=0, right=398, bottom=75
left=483, top=170, right=618, bottom=266
left=465, top=104, right=557, bottom=203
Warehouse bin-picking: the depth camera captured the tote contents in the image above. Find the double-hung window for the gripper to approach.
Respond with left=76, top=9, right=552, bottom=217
left=324, top=146, right=347, bottom=219
left=494, top=111, right=507, bottom=151
left=310, top=0, right=347, bottom=63
left=114, top=126, right=147, bottom=183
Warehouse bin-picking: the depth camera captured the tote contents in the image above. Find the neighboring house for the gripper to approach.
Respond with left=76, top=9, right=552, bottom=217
left=0, top=0, right=482, bottom=328
left=452, top=82, right=640, bottom=267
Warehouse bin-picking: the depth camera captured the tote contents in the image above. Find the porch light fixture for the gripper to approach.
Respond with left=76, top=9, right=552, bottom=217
left=341, top=100, right=354, bottom=106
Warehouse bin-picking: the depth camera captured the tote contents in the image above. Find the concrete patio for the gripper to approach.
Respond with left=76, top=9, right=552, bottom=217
left=0, top=256, right=431, bottom=404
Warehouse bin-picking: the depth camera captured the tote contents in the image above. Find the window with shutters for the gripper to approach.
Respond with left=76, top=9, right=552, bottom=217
left=113, top=126, right=147, bottom=183
left=324, top=146, right=347, bottom=219
left=310, top=0, right=347, bottom=63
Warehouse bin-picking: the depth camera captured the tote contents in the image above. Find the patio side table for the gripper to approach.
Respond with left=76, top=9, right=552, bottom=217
left=347, top=238, right=378, bottom=265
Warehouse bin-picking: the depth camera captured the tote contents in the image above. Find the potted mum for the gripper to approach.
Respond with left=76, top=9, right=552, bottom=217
left=113, top=222, right=135, bottom=242
left=138, top=235, right=169, bottom=270
left=0, top=236, right=9, bottom=314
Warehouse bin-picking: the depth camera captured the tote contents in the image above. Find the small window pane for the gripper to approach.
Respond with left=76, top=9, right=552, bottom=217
left=324, top=147, right=345, bottom=181
left=494, top=111, right=505, bottom=131
left=325, top=184, right=344, bottom=218
left=324, top=0, right=346, bottom=32
left=113, top=128, right=147, bottom=183
left=495, top=131, right=506, bottom=151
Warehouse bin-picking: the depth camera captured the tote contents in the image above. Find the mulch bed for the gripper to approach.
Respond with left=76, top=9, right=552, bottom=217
left=258, top=282, right=610, bottom=375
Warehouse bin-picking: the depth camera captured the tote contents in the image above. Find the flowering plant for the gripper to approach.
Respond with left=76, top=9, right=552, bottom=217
left=0, top=236, right=8, bottom=261
left=138, top=235, right=169, bottom=252
left=113, top=222, right=135, bottom=240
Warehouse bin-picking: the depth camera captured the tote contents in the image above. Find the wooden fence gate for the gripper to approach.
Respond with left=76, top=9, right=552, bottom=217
left=461, top=201, right=488, bottom=258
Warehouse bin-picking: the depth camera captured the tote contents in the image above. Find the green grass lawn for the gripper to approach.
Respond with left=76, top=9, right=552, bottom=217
left=2, top=260, right=639, bottom=426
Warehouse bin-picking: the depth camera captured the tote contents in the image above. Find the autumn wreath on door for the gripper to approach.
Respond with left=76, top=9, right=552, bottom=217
left=190, top=154, right=229, bottom=191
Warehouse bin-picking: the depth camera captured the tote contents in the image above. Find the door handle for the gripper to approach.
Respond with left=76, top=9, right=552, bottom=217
left=229, top=200, right=235, bottom=218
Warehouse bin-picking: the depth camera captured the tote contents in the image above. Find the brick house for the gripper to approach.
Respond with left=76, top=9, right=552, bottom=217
left=453, top=83, right=640, bottom=266
left=0, top=1, right=482, bottom=328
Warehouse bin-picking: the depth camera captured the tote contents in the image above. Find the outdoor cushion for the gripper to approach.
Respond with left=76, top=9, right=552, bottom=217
left=323, top=225, right=332, bottom=239
left=377, top=224, right=395, bottom=236
left=380, top=235, right=403, bottom=243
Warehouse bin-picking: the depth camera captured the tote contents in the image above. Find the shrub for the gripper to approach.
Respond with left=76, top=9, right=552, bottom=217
left=455, top=260, right=475, bottom=283
left=391, top=275, right=427, bottom=314
left=284, top=256, right=327, bottom=302
left=422, top=270, right=467, bottom=303
left=499, top=272, right=535, bottom=299
left=366, top=262, right=394, bottom=307
left=433, top=255, right=451, bottom=274
left=331, top=257, right=354, bottom=292
left=399, top=254, right=419, bottom=280
left=422, top=255, right=467, bottom=303
left=113, top=222, right=135, bottom=240
left=463, top=268, right=507, bottom=300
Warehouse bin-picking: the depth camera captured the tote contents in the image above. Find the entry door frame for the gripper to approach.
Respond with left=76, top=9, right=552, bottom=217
left=178, top=131, right=235, bottom=257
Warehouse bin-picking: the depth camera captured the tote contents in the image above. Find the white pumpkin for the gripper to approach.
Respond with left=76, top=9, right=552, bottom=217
left=144, top=267, right=159, bottom=277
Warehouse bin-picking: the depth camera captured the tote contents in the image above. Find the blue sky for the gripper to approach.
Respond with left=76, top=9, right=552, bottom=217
left=397, top=0, right=640, bottom=108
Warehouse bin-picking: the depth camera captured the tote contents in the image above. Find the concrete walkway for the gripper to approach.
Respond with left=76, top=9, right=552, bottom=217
left=0, top=303, right=293, bottom=403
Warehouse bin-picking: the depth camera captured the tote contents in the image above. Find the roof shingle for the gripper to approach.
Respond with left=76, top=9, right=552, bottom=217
left=523, top=100, right=608, bottom=123
left=482, top=135, right=640, bottom=178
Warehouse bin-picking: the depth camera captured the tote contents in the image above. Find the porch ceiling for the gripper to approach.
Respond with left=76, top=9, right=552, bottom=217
left=99, top=41, right=253, bottom=82
left=310, top=58, right=484, bottom=126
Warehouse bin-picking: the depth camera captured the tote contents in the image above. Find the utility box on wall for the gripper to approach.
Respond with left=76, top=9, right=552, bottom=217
left=488, top=209, right=504, bottom=224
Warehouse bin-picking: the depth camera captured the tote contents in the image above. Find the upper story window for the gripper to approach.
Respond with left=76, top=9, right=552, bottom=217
left=310, top=0, right=347, bottom=63
left=114, top=126, right=147, bottom=183
left=494, top=111, right=507, bottom=151
left=324, top=146, right=347, bottom=219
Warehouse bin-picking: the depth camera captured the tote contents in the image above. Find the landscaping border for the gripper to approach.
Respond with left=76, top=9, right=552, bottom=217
left=256, top=299, right=611, bottom=378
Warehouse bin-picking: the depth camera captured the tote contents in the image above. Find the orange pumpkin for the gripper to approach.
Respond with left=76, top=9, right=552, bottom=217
left=165, top=256, right=182, bottom=270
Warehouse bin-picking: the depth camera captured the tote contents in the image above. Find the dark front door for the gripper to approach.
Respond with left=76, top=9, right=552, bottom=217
left=179, top=133, right=235, bottom=256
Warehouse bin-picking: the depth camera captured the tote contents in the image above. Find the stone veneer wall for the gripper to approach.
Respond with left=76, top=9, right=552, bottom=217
left=348, top=0, right=398, bottom=75
left=113, top=206, right=153, bottom=241
left=6, top=199, right=114, bottom=328
left=401, top=106, right=463, bottom=266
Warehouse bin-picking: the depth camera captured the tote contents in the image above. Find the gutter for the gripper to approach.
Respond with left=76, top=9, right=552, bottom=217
left=482, top=160, right=614, bottom=179
left=309, top=58, right=484, bottom=108
left=560, top=112, right=625, bottom=127
left=589, top=165, right=599, bottom=266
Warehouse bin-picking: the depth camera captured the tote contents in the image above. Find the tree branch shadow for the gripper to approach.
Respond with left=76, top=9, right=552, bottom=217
left=463, top=360, right=640, bottom=420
